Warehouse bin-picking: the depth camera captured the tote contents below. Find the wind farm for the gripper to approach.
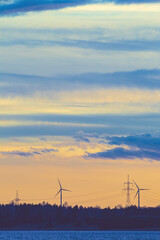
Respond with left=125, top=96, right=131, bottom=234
left=0, top=175, right=154, bottom=209
left=0, top=175, right=158, bottom=231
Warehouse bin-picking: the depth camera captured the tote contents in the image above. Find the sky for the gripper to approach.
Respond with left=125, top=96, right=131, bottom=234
left=0, top=0, right=160, bottom=208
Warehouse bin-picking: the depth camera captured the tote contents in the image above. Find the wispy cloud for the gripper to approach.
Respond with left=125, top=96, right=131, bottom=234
left=2, top=150, right=36, bottom=157
left=74, top=132, right=90, bottom=143
left=1, top=38, right=160, bottom=52
left=1, top=147, right=58, bottom=157
left=0, top=85, right=160, bottom=117
left=0, top=114, right=159, bottom=137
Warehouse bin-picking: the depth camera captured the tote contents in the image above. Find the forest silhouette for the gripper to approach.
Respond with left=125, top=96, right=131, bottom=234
left=0, top=204, right=160, bottom=230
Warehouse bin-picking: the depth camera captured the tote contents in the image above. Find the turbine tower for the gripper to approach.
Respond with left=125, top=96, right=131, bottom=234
left=133, top=179, right=149, bottom=208
left=55, top=178, right=71, bottom=206
left=14, top=190, right=21, bottom=205
left=123, top=174, right=134, bottom=207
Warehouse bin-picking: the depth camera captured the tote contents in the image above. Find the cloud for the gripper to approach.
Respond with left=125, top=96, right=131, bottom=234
left=0, top=0, right=160, bottom=16
left=74, top=131, right=101, bottom=142
left=2, top=38, right=160, bottom=52
left=40, top=148, right=58, bottom=153
left=87, top=147, right=160, bottom=161
left=1, top=147, right=58, bottom=157
left=0, top=0, right=90, bottom=16
left=0, top=114, right=160, bottom=138
left=1, top=150, right=37, bottom=157
left=86, top=133, right=160, bottom=161
left=2, top=85, right=160, bottom=116
left=74, top=135, right=90, bottom=143
left=0, top=123, right=107, bottom=138
left=107, top=133, right=160, bottom=152
left=39, top=137, right=48, bottom=141
left=1, top=69, right=160, bottom=99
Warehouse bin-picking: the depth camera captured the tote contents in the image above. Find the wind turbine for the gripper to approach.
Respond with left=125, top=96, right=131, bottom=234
left=55, top=178, right=71, bottom=206
left=13, top=190, right=21, bottom=205
left=133, top=179, right=149, bottom=208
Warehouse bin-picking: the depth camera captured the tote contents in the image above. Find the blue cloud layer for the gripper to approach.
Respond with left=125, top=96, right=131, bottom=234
left=1, top=69, right=160, bottom=97
left=0, top=0, right=160, bottom=16
left=1, top=147, right=58, bottom=157
left=2, top=38, right=160, bottom=52
left=88, top=147, right=160, bottom=161
left=0, top=114, right=160, bottom=138
left=108, top=134, right=160, bottom=152
left=87, top=133, right=160, bottom=161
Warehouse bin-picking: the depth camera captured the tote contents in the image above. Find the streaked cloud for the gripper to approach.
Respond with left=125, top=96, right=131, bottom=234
left=1, top=70, right=160, bottom=97
left=0, top=120, right=105, bottom=128
left=0, top=147, right=58, bottom=157
left=1, top=38, right=160, bottom=52
left=0, top=87, right=160, bottom=115
left=0, top=114, right=159, bottom=138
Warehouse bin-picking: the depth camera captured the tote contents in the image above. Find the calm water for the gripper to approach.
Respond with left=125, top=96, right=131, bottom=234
left=0, top=231, right=159, bottom=240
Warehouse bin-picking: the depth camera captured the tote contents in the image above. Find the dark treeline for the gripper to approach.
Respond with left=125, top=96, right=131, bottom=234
left=0, top=204, right=160, bottom=230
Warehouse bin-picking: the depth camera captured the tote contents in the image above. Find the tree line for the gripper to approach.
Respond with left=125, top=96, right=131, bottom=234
left=0, top=203, right=160, bottom=230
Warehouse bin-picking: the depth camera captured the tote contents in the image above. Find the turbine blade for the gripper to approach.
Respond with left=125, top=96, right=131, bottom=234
left=134, top=191, right=138, bottom=200
left=62, top=189, right=71, bottom=192
left=133, top=179, right=139, bottom=190
left=57, top=178, right=62, bottom=189
left=55, top=189, right=61, bottom=197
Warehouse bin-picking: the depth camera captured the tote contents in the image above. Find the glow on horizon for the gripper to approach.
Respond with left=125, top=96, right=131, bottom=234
left=0, top=163, right=159, bottom=208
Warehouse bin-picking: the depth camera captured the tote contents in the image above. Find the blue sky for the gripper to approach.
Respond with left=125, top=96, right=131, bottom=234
left=0, top=0, right=160, bottom=157
left=1, top=0, right=160, bottom=156
left=0, top=0, right=160, bottom=207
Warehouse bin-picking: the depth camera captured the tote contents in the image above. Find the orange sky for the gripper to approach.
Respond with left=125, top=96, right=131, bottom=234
left=0, top=159, right=159, bottom=208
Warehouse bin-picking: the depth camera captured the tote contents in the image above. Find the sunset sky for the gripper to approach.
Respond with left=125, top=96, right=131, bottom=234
left=0, top=0, right=160, bottom=208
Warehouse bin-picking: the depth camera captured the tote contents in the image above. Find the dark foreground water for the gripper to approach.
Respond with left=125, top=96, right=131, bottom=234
left=0, top=231, right=159, bottom=240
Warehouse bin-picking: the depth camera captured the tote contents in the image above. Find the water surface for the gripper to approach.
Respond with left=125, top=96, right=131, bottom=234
left=0, top=231, right=159, bottom=240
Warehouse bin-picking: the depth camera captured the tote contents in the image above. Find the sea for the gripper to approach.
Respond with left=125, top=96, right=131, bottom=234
left=0, top=231, right=159, bottom=240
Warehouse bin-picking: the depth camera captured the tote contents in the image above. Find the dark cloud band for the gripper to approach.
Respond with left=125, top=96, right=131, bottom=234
left=1, top=69, right=160, bottom=98
left=87, top=147, right=160, bottom=161
left=87, top=133, right=160, bottom=161
left=0, top=0, right=160, bottom=16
